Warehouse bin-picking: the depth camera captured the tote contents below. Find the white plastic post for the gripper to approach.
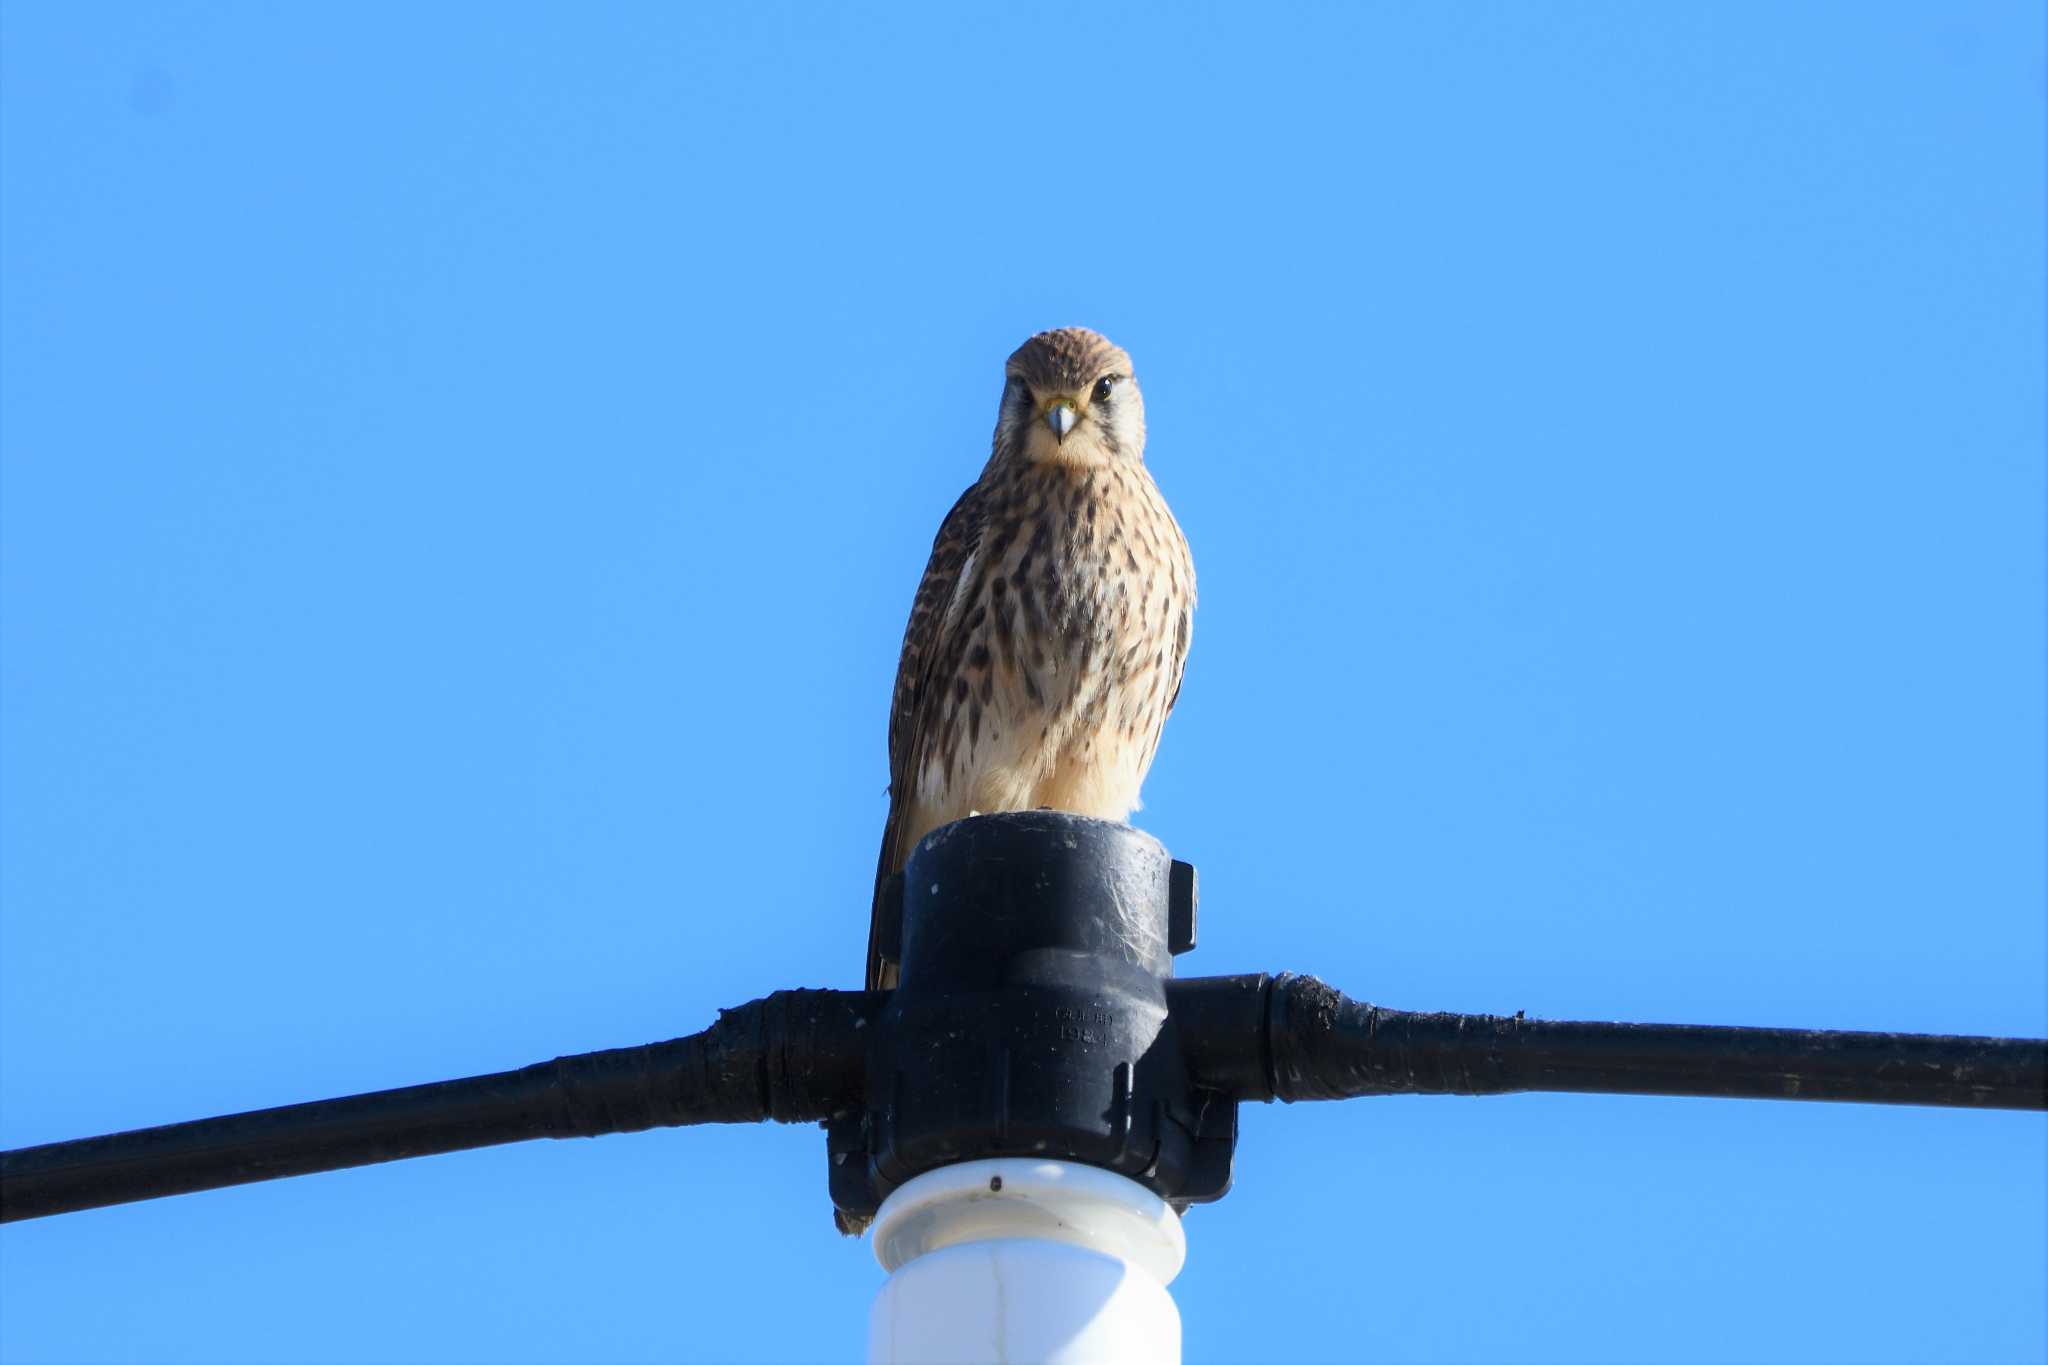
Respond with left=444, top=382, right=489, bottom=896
left=867, top=1158, right=1187, bottom=1365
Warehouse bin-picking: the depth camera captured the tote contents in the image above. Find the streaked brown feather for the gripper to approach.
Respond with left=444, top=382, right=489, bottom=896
left=1007, top=328, right=1133, bottom=393
left=866, top=328, right=1192, bottom=993
left=868, top=483, right=984, bottom=989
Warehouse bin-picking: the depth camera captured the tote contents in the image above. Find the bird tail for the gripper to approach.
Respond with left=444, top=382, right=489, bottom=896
left=865, top=801, right=904, bottom=991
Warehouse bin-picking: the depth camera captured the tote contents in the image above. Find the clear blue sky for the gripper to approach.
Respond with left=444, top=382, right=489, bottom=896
left=2, top=4, right=2042, bottom=1362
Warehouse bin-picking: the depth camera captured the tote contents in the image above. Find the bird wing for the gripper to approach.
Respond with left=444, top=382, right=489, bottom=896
left=1143, top=538, right=1196, bottom=776
left=868, top=482, right=986, bottom=989
left=1164, top=596, right=1192, bottom=718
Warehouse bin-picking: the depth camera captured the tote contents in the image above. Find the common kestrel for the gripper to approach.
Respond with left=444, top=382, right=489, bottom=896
left=867, top=328, right=1195, bottom=989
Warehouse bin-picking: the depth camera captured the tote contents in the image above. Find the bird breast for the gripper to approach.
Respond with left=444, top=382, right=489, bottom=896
left=920, top=460, right=1193, bottom=810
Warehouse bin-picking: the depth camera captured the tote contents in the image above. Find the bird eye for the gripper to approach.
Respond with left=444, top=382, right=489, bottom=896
left=1092, top=375, right=1119, bottom=404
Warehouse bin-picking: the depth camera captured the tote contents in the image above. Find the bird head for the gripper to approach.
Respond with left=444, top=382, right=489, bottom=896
left=994, top=327, right=1146, bottom=468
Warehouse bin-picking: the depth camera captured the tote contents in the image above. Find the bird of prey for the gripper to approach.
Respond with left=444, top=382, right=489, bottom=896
left=867, top=327, right=1195, bottom=990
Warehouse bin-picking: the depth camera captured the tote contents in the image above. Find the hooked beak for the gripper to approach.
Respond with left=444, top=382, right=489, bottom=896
left=1046, top=401, right=1079, bottom=441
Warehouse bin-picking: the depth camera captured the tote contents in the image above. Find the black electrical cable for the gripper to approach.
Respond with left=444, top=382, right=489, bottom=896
left=8, top=973, right=2043, bottom=1225
left=1171, top=974, right=2048, bottom=1109
left=1, top=989, right=870, bottom=1223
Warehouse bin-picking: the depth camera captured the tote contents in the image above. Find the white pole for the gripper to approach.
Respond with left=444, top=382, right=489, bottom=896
left=867, top=1158, right=1187, bottom=1365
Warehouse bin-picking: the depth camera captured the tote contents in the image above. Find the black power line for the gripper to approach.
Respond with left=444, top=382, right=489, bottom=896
left=1, top=991, right=869, bottom=1223
left=7, top=979, right=2040, bottom=1224
left=4, top=814, right=2043, bottom=1226
left=1173, top=973, right=2048, bottom=1106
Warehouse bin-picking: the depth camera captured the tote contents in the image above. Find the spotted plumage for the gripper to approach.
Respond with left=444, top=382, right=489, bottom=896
left=867, top=328, right=1195, bottom=989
